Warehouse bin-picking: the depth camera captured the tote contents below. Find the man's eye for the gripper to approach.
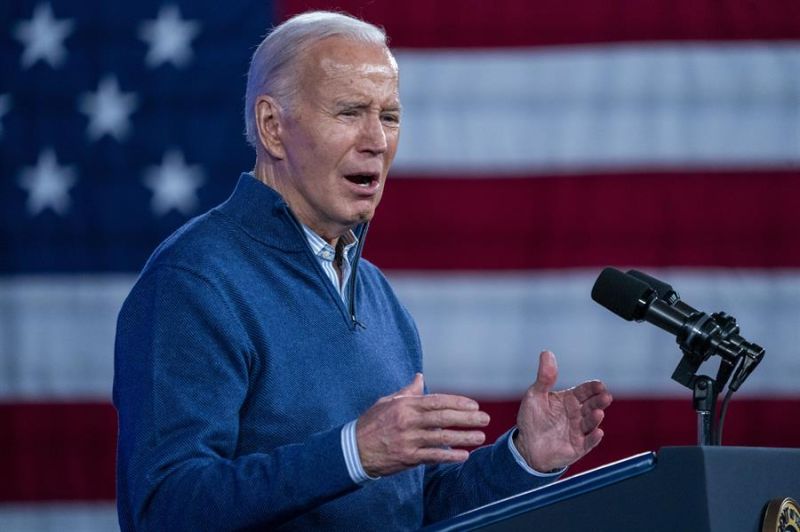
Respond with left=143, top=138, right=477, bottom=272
left=340, top=109, right=359, bottom=117
left=381, top=114, right=400, bottom=124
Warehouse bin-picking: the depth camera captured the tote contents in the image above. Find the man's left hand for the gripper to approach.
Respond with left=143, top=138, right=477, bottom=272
left=514, top=350, right=613, bottom=473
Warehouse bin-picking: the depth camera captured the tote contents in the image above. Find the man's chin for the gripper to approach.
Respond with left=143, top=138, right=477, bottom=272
left=349, top=204, right=378, bottom=225
left=332, top=201, right=380, bottom=232
left=356, top=210, right=375, bottom=223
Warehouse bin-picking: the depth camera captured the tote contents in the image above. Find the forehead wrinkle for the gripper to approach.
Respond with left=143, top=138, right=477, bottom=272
left=316, top=71, right=399, bottom=110
left=318, top=56, right=398, bottom=79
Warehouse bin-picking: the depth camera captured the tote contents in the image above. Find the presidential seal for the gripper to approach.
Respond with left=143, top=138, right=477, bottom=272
left=762, top=497, right=800, bottom=532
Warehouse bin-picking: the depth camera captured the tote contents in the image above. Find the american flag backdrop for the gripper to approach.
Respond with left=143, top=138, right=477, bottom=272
left=2, top=0, right=800, bottom=529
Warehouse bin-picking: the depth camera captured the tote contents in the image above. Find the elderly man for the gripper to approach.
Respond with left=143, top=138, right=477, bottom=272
left=114, top=11, right=612, bottom=531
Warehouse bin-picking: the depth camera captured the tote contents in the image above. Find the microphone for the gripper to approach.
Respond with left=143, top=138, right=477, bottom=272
left=592, top=268, right=696, bottom=343
left=591, top=267, right=764, bottom=391
left=625, top=269, right=696, bottom=316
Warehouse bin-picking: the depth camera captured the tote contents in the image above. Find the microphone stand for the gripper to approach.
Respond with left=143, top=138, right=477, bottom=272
left=672, top=348, right=733, bottom=446
left=692, top=376, right=716, bottom=446
left=670, top=312, right=757, bottom=446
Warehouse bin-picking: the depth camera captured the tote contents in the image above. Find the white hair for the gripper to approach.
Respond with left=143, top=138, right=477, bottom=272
left=244, top=11, right=388, bottom=149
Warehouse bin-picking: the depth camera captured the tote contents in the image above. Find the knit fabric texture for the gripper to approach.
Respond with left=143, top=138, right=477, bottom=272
left=114, top=173, right=554, bottom=530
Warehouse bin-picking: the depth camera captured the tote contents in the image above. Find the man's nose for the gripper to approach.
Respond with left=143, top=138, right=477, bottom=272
left=357, top=113, right=388, bottom=155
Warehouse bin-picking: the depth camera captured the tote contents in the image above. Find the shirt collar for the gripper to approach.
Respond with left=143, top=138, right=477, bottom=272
left=301, top=224, right=359, bottom=263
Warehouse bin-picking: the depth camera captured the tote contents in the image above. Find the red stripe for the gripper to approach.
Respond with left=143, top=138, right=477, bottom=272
left=3, top=398, right=799, bottom=501
left=0, top=403, right=117, bottom=502
left=477, top=396, right=800, bottom=477
left=280, top=0, right=800, bottom=48
left=365, top=170, right=800, bottom=270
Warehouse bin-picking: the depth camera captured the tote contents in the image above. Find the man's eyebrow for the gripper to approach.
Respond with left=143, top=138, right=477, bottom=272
left=334, top=101, right=402, bottom=112
left=334, top=101, right=369, bottom=110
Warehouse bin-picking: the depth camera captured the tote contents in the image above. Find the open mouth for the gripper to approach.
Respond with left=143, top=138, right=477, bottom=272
left=344, top=173, right=378, bottom=187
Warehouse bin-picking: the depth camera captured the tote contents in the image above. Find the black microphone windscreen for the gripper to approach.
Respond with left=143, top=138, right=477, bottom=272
left=626, top=269, right=671, bottom=295
left=591, top=267, right=653, bottom=321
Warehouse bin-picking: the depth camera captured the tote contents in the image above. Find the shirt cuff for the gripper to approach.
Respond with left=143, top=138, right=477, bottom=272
left=507, top=427, right=567, bottom=477
left=341, top=419, right=380, bottom=484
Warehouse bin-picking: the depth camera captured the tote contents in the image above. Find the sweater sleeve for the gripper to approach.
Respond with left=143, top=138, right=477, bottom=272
left=113, top=265, right=359, bottom=531
left=422, top=428, right=561, bottom=524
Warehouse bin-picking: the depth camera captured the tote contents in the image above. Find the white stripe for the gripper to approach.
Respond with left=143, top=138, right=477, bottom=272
left=0, top=275, right=130, bottom=401
left=393, top=44, right=800, bottom=174
left=389, top=269, right=800, bottom=396
left=2, top=272, right=799, bottom=399
left=0, top=503, right=118, bottom=532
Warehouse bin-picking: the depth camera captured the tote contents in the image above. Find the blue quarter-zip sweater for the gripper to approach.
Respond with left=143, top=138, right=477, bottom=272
left=114, top=173, right=554, bottom=530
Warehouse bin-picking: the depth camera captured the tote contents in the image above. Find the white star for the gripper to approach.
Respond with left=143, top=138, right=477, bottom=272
left=139, top=6, right=201, bottom=68
left=0, top=95, right=10, bottom=138
left=18, top=149, right=77, bottom=216
left=13, top=3, right=74, bottom=69
left=143, top=150, right=205, bottom=216
left=78, top=75, right=139, bottom=142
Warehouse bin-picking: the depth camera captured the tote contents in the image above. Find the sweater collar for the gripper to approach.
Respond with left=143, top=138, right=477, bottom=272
left=217, top=172, right=368, bottom=253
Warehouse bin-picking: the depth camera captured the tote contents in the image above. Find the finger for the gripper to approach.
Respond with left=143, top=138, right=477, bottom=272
left=418, top=409, right=490, bottom=429
left=417, top=393, right=479, bottom=412
left=580, top=392, right=613, bottom=415
left=572, top=380, right=608, bottom=403
left=415, top=429, right=486, bottom=448
left=392, top=373, right=425, bottom=398
left=580, top=409, right=605, bottom=435
left=583, top=427, right=604, bottom=452
left=531, top=350, right=558, bottom=395
left=412, top=447, right=470, bottom=465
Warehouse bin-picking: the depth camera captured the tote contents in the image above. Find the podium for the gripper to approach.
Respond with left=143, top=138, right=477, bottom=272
left=425, top=447, right=800, bottom=532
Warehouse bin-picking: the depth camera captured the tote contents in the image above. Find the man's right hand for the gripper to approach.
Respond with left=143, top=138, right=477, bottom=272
left=355, top=373, right=490, bottom=477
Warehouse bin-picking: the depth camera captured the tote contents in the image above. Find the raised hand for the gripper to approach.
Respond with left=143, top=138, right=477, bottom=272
left=356, top=373, right=490, bottom=477
left=514, top=350, right=613, bottom=473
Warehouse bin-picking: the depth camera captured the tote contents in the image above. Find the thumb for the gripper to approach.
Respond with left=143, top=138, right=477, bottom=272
left=532, top=350, right=558, bottom=394
left=394, top=372, right=424, bottom=397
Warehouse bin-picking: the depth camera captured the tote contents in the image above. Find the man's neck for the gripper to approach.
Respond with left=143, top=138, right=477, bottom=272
left=253, top=159, right=346, bottom=246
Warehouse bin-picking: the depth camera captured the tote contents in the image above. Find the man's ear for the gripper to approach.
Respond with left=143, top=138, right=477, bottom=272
left=255, top=95, right=286, bottom=160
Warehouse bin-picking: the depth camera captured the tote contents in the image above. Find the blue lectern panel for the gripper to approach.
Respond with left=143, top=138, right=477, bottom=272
left=425, top=451, right=656, bottom=531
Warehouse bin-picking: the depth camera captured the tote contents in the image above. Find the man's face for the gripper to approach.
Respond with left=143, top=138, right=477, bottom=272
left=275, top=37, right=400, bottom=241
